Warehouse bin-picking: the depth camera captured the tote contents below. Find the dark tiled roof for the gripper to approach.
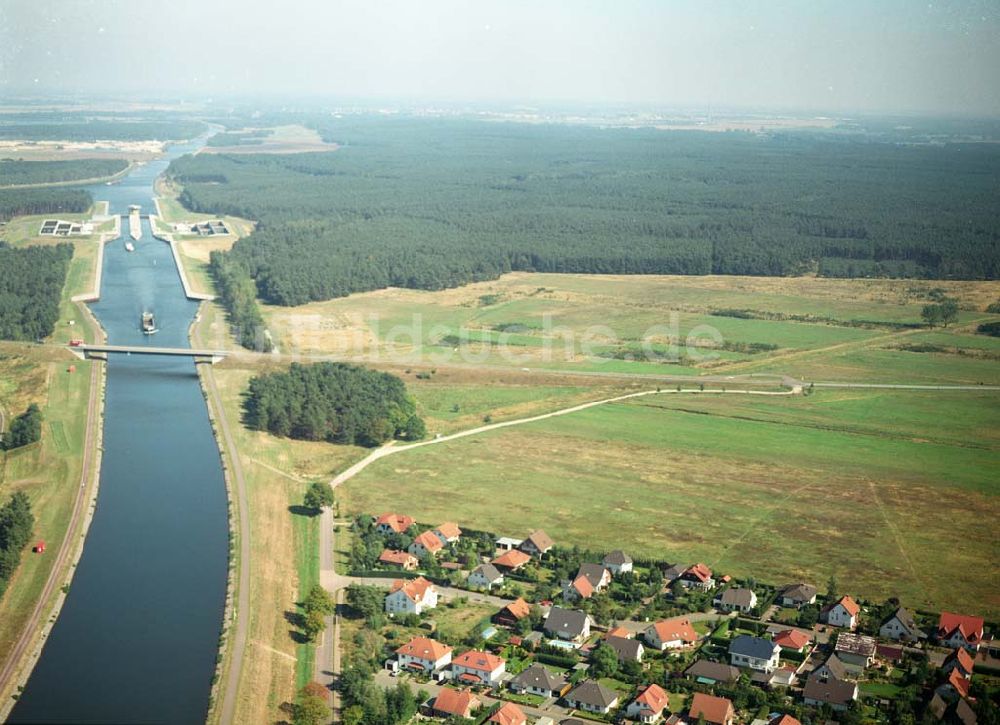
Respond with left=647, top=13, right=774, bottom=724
left=685, top=659, right=740, bottom=683
left=566, top=680, right=618, bottom=709
left=510, top=664, right=566, bottom=692
left=545, top=606, right=590, bottom=637
left=729, top=634, right=777, bottom=660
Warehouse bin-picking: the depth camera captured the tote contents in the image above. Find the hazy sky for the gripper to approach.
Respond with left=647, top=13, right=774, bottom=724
left=2, top=0, right=999, bottom=115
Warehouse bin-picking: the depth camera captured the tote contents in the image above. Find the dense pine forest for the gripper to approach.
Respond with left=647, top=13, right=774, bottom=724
left=0, top=492, right=35, bottom=600
left=0, top=242, right=73, bottom=341
left=0, top=158, right=129, bottom=186
left=243, top=362, right=425, bottom=447
left=0, top=120, right=205, bottom=142
left=0, top=187, right=91, bottom=221
left=166, top=117, right=1000, bottom=314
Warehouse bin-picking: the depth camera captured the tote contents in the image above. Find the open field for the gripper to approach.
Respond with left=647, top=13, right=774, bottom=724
left=263, top=273, right=1000, bottom=381
left=340, top=385, right=1000, bottom=617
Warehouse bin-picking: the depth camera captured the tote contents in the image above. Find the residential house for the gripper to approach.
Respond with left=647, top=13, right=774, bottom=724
left=434, top=521, right=462, bottom=546
left=508, top=664, right=568, bottom=699
left=468, top=563, right=504, bottom=590
left=495, top=536, right=523, bottom=551
left=606, top=626, right=630, bottom=639
left=395, top=637, right=453, bottom=673
left=384, top=576, right=438, bottom=615
left=563, top=681, right=619, bottom=714
left=520, top=530, right=554, bottom=558
left=942, top=648, right=975, bottom=680
left=936, top=669, right=971, bottom=701
left=544, top=606, right=592, bottom=642
left=937, top=612, right=985, bottom=651
left=834, top=632, right=877, bottom=672
left=563, top=575, right=595, bottom=601
left=375, top=513, right=414, bottom=535
left=626, top=683, right=670, bottom=723
left=679, top=563, right=715, bottom=590
left=451, top=649, right=506, bottom=687
left=802, top=672, right=859, bottom=712
left=729, top=635, right=781, bottom=673
left=813, top=654, right=850, bottom=682
left=604, top=635, right=644, bottom=664
left=880, top=606, right=926, bottom=642
left=408, top=530, right=444, bottom=559
left=492, top=549, right=532, bottom=572
left=602, top=550, right=633, bottom=576
left=685, top=660, right=740, bottom=686
left=493, top=597, right=531, bottom=628
left=688, top=693, right=735, bottom=725
left=662, top=563, right=686, bottom=584
left=778, top=583, right=817, bottom=609
left=644, top=617, right=698, bottom=650
left=822, top=595, right=860, bottom=629
left=430, top=688, right=480, bottom=719
left=769, top=715, right=802, bottom=725
left=378, top=549, right=418, bottom=571
left=577, top=563, right=612, bottom=590
left=489, top=702, right=527, bottom=725
left=715, top=587, right=758, bottom=614
left=773, top=629, right=811, bottom=653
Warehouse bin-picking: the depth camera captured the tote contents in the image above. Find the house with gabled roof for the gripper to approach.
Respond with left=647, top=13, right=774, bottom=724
left=936, top=668, right=972, bottom=701
left=468, top=563, right=504, bottom=590
left=395, top=636, right=453, bottom=672
left=509, top=664, right=568, bottom=698
left=408, top=530, right=444, bottom=558
left=942, top=647, right=975, bottom=680
left=685, top=659, right=740, bottom=685
left=544, top=606, right=592, bottom=642
left=434, top=521, right=462, bottom=545
left=773, top=629, right=811, bottom=652
left=834, top=632, right=877, bottom=671
left=813, top=654, right=850, bottom=682
left=626, top=683, right=670, bottom=723
left=768, top=715, right=802, bottom=725
left=778, top=582, right=817, bottom=608
left=644, top=616, right=698, bottom=650
left=379, top=549, right=419, bottom=571
left=375, top=512, right=415, bottom=535
left=430, top=688, right=480, bottom=719
left=688, top=692, right=735, bottom=725
left=802, top=672, right=858, bottom=711
left=564, top=680, right=619, bottom=714
left=493, top=597, right=531, bottom=628
left=679, top=563, right=715, bottom=590
left=822, top=595, right=860, bottom=628
left=488, top=701, right=527, bottom=725
left=729, top=634, right=780, bottom=673
left=604, top=635, right=644, bottom=663
left=385, top=576, right=438, bottom=615
left=937, top=611, right=985, bottom=651
left=602, top=550, right=633, bottom=576
left=520, top=530, right=554, bottom=558
left=880, top=606, right=926, bottom=642
left=492, top=549, right=532, bottom=572
left=714, top=587, right=757, bottom=613
left=564, top=574, right=595, bottom=601
left=451, top=649, right=506, bottom=687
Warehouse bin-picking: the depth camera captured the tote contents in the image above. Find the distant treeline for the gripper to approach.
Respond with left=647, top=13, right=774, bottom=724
left=243, top=362, right=425, bottom=447
left=0, top=242, right=73, bottom=341
left=0, top=158, right=129, bottom=186
left=0, top=187, right=92, bottom=221
left=165, top=117, right=999, bottom=315
left=0, top=492, right=35, bottom=600
left=0, top=120, right=205, bottom=142
left=205, top=129, right=273, bottom=147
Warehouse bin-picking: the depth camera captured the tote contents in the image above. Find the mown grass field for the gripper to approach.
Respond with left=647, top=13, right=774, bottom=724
left=340, top=383, right=1000, bottom=618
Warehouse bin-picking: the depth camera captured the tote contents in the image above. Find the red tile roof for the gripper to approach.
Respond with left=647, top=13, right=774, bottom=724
left=651, top=616, right=698, bottom=644
left=689, top=692, right=734, bottom=725
left=435, top=521, right=463, bottom=539
left=944, top=647, right=975, bottom=674
left=634, top=683, right=670, bottom=715
left=389, top=576, right=435, bottom=603
left=774, top=629, right=810, bottom=650
left=946, top=669, right=971, bottom=698
left=938, top=612, right=985, bottom=644
left=375, top=512, right=415, bottom=533
left=433, top=688, right=480, bottom=718
left=493, top=549, right=532, bottom=569
left=684, top=563, right=713, bottom=582
left=395, top=636, right=452, bottom=661
left=499, top=597, right=531, bottom=621
left=453, top=649, right=505, bottom=672
left=488, top=701, right=527, bottom=725
left=769, top=715, right=802, bottom=725
left=837, top=595, right=861, bottom=617
left=412, top=530, right=444, bottom=553
left=379, top=549, right=417, bottom=566
left=571, top=574, right=594, bottom=599
left=606, top=626, right=631, bottom=639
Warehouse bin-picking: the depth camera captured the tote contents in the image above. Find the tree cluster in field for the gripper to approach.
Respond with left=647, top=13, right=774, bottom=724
left=207, top=251, right=271, bottom=351
left=0, top=242, right=73, bottom=341
left=1, top=403, right=42, bottom=450
left=0, top=120, right=205, bottom=142
left=0, top=492, right=35, bottom=599
left=164, top=117, right=1000, bottom=323
left=0, top=187, right=91, bottom=221
left=978, top=321, right=1000, bottom=337
left=302, top=481, right=334, bottom=513
left=297, top=583, right=335, bottom=643
left=242, top=362, right=425, bottom=447
left=0, top=158, right=128, bottom=186
left=920, top=298, right=959, bottom=327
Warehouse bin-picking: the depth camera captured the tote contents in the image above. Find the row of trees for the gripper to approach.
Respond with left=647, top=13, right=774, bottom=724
left=0, top=158, right=128, bottom=186
left=165, top=116, right=1000, bottom=316
left=242, top=362, right=425, bottom=447
left=0, top=492, right=35, bottom=599
left=206, top=251, right=271, bottom=351
left=0, top=242, right=73, bottom=341
left=1, top=403, right=42, bottom=450
left=0, top=187, right=91, bottom=221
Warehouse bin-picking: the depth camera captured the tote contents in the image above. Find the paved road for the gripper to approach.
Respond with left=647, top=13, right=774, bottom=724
left=0, top=303, right=104, bottom=704
left=812, top=382, right=1000, bottom=390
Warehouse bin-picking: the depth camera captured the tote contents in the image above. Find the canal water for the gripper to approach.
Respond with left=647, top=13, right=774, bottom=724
left=10, top=137, right=229, bottom=724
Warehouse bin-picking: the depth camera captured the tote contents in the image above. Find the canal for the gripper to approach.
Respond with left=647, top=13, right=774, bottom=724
left=10, top=136, right=230, bottom=724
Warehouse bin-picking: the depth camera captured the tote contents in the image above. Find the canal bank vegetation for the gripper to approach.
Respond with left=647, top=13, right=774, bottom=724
left=0, top=243, right=74, bottom=341
left=0, top=493, right=34, bottom=599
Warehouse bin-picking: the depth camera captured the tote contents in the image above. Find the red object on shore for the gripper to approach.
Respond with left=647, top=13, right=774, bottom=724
left=33, top=541, right=46, bottom=553
left=69, top=339, right=84, bottom=347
